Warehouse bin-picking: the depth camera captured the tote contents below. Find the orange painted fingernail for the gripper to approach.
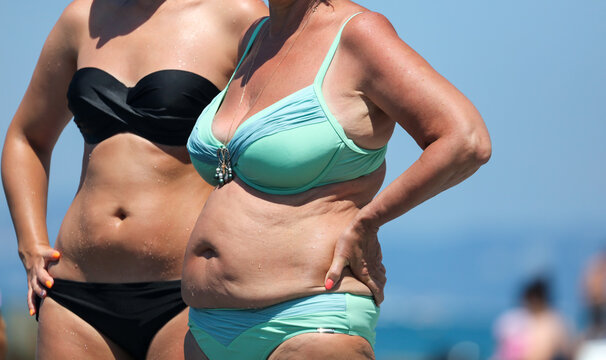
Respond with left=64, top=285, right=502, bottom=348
left=45, top=280, right=53, bottom=288
left=325, top=279, right=334, bottom=290
left=29, top=309, right=35, bottom=316
left=52, top=251, right=61, bottom=259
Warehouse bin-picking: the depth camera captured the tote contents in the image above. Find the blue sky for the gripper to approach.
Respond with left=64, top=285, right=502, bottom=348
left=1, top=0, right=605, bottom=334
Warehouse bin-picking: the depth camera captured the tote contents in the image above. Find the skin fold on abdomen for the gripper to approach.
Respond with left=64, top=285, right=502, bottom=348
left=182, top=165, right=385, bottom=309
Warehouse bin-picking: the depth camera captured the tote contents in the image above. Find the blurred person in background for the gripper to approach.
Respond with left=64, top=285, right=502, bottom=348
left=492, top=278, right=570, bottom=360
left=582, top=251, right=606, bottom=338
left=575, top=251, right=606, bottom=360
left=0, top=292, right=6, bottom=360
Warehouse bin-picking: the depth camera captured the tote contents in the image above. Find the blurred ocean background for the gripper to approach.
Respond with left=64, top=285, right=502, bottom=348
left=1, top=0, right=605, bottom=359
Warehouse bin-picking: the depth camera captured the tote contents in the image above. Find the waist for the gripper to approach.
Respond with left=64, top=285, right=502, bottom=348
left=68, top=175, right=209, bottom=236
left=183, top=266, right=373, bottom=307
left=51, top=184, right=208, bottom=282
left=51, top=224, right=189, bottom=282
left=189, top=293, right=377, bottom=319
left=52, top=218, right=191, bottom=282
left=182, top=194, right=374, bottom=308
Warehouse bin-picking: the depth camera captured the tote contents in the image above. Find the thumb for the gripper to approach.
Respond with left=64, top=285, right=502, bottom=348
left=324, top=255, right=348, bottom=290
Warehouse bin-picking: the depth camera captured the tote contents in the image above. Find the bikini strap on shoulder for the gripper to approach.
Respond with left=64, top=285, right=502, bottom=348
left=229, top=17, right=270, bottom=83
left=314, top=12, right=364, bottom=85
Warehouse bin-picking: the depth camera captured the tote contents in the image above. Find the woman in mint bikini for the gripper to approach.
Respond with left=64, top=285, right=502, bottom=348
left=184, top=0, right=491, bottom=358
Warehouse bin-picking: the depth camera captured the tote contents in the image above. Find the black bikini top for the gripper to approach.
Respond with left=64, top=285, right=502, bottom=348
left=67, top=67, right=220, bottom=146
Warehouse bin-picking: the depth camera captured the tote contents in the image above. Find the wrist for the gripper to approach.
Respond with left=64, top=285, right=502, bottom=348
left=18, top=243, right=46, bottom=267
left=18, top=247, right=37, bottom=270
left=352, top=209, right=381, bottom=234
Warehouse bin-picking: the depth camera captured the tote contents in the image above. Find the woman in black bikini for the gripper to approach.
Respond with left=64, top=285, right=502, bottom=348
left=1, top=0, right=266, bottom=358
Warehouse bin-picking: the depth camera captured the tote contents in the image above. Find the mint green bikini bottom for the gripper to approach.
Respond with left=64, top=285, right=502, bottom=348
left=188, top=293, right=380, bottom=359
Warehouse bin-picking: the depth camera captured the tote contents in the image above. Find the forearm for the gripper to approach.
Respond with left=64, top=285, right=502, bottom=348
left=1, top=129, right=53, bottom=266
left=356, top=132, right=490, bottom=229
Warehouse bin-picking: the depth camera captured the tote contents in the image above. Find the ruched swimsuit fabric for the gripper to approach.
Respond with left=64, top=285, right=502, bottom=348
left=187, top=14, right=387, bottom=195
left=68, top=68, right=220, bottom=145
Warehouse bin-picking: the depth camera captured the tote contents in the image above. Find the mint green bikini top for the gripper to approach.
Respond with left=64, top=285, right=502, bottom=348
left=187, top=13, right=387, bottom=195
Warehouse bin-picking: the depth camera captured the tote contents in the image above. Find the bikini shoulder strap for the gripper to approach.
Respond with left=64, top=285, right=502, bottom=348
left=229, top=17, right=270, bottom=83
left=314, top=12, right=364, bottom=85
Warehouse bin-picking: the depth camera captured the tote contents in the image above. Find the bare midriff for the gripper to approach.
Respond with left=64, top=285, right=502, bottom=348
left=49, top=133, right=213, bottom=283
left=181, top=164, right=385, bottom=309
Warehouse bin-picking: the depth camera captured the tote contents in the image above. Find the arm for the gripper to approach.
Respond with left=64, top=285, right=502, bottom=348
left=325, top=12, right=491, bottom=304
left=1, top=5, right=80, bottom=316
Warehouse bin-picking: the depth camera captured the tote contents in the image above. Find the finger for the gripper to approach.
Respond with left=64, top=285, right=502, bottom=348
left=39, top=249, right=59, bottom=289
left=379, top=263, right=386, bottom=275
left=349, top=258, right=372, bottom=283
left=38, top=268, right=55, bottom=290
left=27, top=287, right=36, bottom=316
left=325, top=255, right=348, bottom=290
left=365, top=277, right=384, bottom=305
left=372, top=265, right=387, bottom=304
left=351, top=263, right=385, bottom=305
left=31, top=277, right=47, bottom=299
left=43, top=249, right=61, bottom=265
left=373, top=263, right=387, bottom=284
left=374, top=288, right=385, bottom=305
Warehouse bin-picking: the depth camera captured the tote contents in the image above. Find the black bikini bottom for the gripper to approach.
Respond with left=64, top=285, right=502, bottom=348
left=36, top=278, right=186, bottom=359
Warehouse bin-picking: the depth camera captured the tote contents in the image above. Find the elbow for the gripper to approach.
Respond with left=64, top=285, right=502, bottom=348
left=457, top=122, right=492, bottom=170
left=455, top=103, right=492, bottom=168
left=471, top=129, right=492, bottom=166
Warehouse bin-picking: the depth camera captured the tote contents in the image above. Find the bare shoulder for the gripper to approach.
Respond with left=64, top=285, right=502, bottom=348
left=219, top=0, right=268, bottom=18
left=59, top=0, right=91, bottom=31
left=340, top=11, right=403, bottom=61
left=224, top=0, right=267, bottom=40
left=338, top=11, right=430, bottom=87
left=208, top=0, right=267, bottom=27
left=207, top=0, right=268, bottom=57
left=52, top=0, right=91, bottom=50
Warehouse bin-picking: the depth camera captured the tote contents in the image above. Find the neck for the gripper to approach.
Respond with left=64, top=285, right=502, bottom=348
left=267, top=0, right=320, bottom=36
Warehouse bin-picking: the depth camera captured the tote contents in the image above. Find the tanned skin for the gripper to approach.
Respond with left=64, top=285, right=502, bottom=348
left=182, top=0, right=491, bottom=359
left=2, top=0, right=268, bottom=358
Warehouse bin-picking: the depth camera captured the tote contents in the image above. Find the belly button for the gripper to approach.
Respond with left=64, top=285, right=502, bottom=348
left=201, top=249, right=217, bottom=259
left=114, top=208, right=128, bottom=220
